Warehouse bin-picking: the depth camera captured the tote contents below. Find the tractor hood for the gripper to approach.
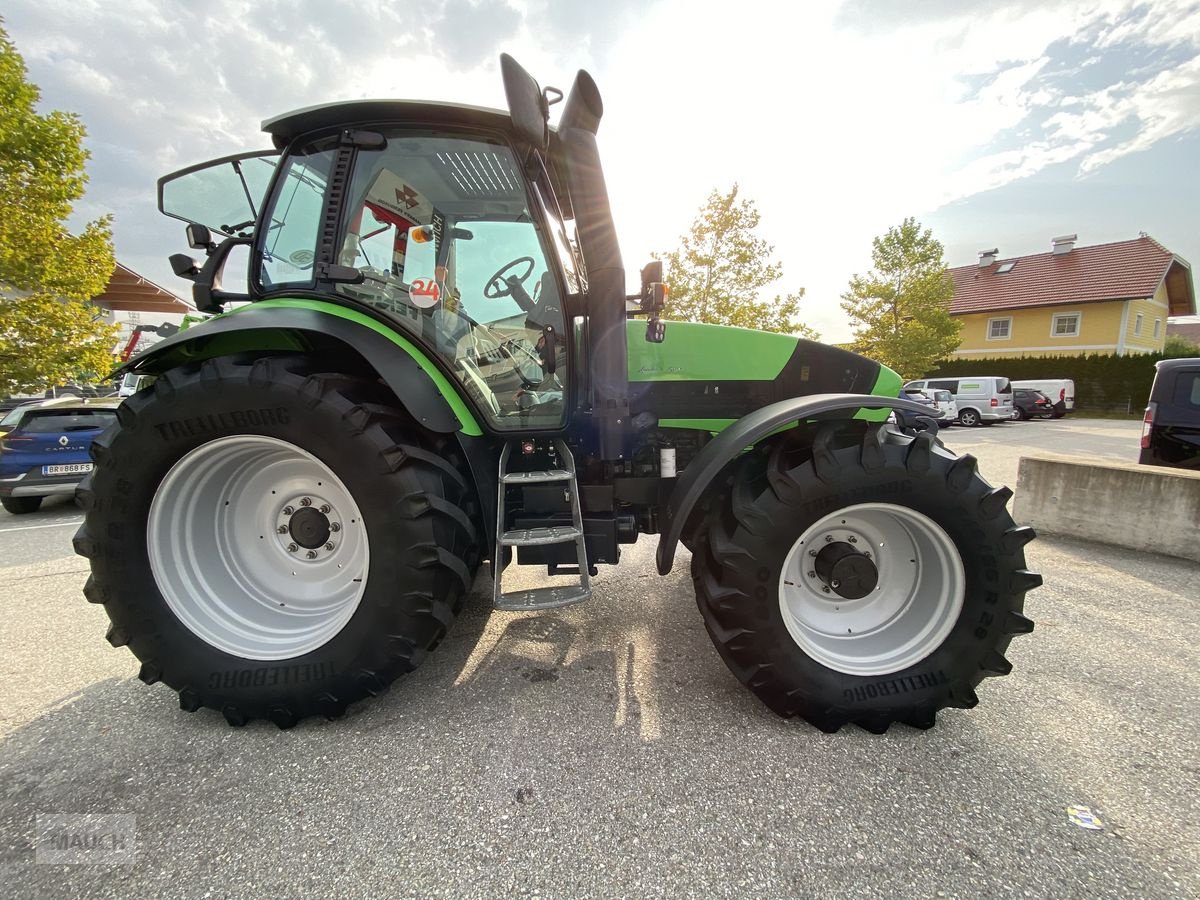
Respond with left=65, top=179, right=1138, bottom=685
left=626, top=320, right=901, bottom=429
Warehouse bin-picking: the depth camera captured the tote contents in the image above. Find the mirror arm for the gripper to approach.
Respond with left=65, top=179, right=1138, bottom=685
left=189, top=236, right=252, bottom=314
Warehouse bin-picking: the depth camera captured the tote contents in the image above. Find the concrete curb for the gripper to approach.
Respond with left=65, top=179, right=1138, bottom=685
left=1015, top=454, right=1200, bottom=563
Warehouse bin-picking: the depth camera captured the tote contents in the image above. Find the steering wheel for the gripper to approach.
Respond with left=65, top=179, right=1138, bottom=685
left=484, top=256, right=536, bottom=299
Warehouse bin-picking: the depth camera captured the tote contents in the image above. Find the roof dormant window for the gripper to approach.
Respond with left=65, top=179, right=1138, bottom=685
left=996, top=261, right=1016, bottom=274
left=1052, top=313, right=1081, bottom=337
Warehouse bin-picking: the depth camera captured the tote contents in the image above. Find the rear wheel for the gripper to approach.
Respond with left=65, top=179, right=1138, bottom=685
left=1015, top=406, right=1029, bottom=421
left=691, top=423, right=1039, bottom=733
left=1, top=496, right=42, bottom=514
left=75, top=355, right=480, bottom=728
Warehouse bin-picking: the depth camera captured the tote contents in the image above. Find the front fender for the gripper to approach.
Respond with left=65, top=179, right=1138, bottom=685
left=118, top=299, right=482, bottom=436
left=655, top=393, right=935, bottom=575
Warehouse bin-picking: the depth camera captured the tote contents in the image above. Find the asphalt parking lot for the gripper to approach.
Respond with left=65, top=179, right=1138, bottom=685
left=1, top=418, right=1196, bottom=898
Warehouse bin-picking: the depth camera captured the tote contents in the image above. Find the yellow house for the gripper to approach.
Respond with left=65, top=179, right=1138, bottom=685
left=948, top=235, right=1195, bottom=359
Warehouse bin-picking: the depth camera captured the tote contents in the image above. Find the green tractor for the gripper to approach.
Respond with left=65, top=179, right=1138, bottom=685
left=76, top=56, right=1039, bottom=731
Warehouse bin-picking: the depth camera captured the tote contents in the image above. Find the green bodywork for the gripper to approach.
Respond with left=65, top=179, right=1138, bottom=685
left=133, top=301, right=900, bottom=440
left=627, top=320, right=902, bottom=430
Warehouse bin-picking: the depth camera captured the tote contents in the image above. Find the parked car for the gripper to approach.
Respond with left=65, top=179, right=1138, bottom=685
left=0, top=400, right=120, bottom=513
left=903, top=376, right=1014, bottom=426
left=0, top=397, right=98, bottom=438
left=1139, top=358, right=1200, bottom=470
left=929, top=389, right=958, bottom=425
left=1012, top=388, right=1055, bottom=420
left=1011, top=378, right=1073, bottom=417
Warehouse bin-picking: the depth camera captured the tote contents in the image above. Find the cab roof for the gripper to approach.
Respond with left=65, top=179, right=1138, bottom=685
left=262, top=100, right=516, bottom=149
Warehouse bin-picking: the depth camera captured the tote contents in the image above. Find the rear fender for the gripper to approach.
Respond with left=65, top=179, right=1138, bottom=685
left=655, top=393, right=934, bottom=575
left=116, top=300, right=482, bottom=436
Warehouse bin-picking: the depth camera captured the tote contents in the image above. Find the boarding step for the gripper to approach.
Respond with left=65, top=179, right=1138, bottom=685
left=501, top=525, right=582, bottom=546
left=501, top=469, right=573, bottom=484
left=495, top=584, right=592, bottom=612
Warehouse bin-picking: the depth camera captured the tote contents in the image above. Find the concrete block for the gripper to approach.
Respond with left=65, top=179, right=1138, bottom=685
left=1015, top=454, right=1200, bottom=563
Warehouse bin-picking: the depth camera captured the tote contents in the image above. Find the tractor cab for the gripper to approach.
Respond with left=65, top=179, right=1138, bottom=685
left=159, top=99, right=590, bottom=436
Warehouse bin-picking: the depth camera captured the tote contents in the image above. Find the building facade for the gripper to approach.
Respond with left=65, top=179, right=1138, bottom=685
left=948, top=235, right=1194, bottom=359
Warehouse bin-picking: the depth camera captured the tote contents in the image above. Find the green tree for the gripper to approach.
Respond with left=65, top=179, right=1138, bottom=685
left=839, top=217, right=960, bottom=379
left=0, top=23, right=117, bottom=394
left=661, top=185, right=817, bottom=336
left=1163, top=332, right=1200, bottom=359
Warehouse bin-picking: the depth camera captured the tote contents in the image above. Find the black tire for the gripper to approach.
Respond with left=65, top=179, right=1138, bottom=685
left=1015, top=406, right=1029, bottom=421
left=74, top=355, right=481, bottom=728
left=2, top=496, right=42, bottom=514
left=691, top=423, right=1039, bottom=733
left=958, top=408, right=981, bottom=427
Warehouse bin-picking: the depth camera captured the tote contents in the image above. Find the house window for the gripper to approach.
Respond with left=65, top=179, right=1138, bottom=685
left=1134, top=313, right=1143, bottom=336
left=987, top=317, right=1012, bottom=340
left=1052, top=313, right=1080, bottom=337
left=1154, top=318, right=1161, bottom=339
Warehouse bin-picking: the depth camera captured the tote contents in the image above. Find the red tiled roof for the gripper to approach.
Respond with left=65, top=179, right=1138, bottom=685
left=949, top=236, right=1179, bottom=315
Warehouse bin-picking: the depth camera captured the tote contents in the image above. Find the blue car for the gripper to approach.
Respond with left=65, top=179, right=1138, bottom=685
left=0, top=400, right=119, bottom=514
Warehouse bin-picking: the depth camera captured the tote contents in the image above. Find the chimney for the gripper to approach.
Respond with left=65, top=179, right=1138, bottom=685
left=978, top=248, right=998, bottom=267
left=1052, top=234, right=1077, bottom=255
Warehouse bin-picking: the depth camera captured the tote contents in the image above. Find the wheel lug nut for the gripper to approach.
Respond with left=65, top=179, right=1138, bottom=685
left=283, top=506, right=294, bottom=516
left=287, top=543, right=298, bottom=553
left=319, top=504, right=331, bottom=514
left=305, top=550, right=318, bottom=559
left=300, top=497, right=312, bottom=507
left=325, top=542, right=335, bottom=552
left=831, top=580, right=841, bottom=589
left=822, top=586, right=831, bottom=593
left=277, top=525, right=288, bottom=534
left=330, top=522, right=341, bottom=532
left=807, top=570, right=817, bottom=579
left=824, top=535, right=834, bottom=543
left=848, top=536, right=857, bottom=544
left=808, top=550, right=816, bottom=557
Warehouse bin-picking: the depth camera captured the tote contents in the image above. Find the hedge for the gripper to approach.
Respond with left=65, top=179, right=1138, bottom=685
left=924, top=352, right=1173, bottom=412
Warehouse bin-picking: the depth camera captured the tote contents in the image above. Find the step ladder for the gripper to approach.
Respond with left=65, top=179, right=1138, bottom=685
left=493, top=439, right=592, bottom=612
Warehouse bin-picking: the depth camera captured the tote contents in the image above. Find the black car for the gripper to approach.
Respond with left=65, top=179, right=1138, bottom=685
left=1140, top=358, right=1200, bottom=470
left=1012, top=388, right=1055, bottom=420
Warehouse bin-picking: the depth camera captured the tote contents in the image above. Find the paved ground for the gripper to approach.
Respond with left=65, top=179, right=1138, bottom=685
left=1, top=419, right=1196, bottom=898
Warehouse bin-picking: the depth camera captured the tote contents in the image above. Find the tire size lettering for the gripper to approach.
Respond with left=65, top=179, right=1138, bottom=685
left=843, top=670, right=947, bottom=703
left=155, top=408, right=291, bottom=442
left=207, top=662, right=335, bottom=690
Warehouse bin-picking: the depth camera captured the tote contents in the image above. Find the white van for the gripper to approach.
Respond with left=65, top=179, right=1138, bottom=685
left=1011, top=379, right=1074, bottom=417
left=903, top=376, right=1014, bottom=426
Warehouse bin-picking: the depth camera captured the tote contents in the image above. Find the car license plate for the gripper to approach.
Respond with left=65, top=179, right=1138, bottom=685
left=42, top=463, right=93, bottom=476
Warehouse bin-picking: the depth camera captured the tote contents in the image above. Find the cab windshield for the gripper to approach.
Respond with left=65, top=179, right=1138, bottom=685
left=258, top=132, right=569, bottom=432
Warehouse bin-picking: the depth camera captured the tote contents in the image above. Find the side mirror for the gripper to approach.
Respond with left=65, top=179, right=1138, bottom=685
left=186, top=223, right=217, bottom=253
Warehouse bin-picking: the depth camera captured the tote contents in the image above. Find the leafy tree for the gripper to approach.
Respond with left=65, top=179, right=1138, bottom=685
left=0, top=23, right=117, bottom=394
left=839, top=217, right=960, bottom=379
left=1163, top=332, right=1200, bottom=359
left=661, top=185, right=817, bottom=337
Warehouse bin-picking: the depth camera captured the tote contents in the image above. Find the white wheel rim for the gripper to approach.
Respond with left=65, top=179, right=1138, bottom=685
left=778, top=503, right=965, bottom=676
left=147, top=435, right=369, bottom=660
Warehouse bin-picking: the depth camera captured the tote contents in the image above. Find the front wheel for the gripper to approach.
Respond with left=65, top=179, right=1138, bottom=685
left=958, top=408, right=981, bottom=427
left=692, top=424, right=1039, bottom=733
left=1, top=496, right=42, bottom=514
left=75, top=355, right=480, bottom=728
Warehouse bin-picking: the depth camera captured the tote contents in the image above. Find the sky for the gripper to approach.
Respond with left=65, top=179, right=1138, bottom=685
left=4, top=0, right=1199, bottom=341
